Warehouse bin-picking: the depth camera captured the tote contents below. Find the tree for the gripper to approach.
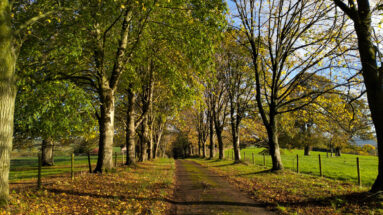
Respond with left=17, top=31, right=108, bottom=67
left=0, top=0, right=67, bottom=206
left=195, top=106, right=209, bottom=158
left=232, top=0, right=346, bottom=170
left=49, top=0, right=154, bottom=172
left=220, top=30, right=254, bottom=162
left=118, top=0, right=227, bottom=162
left=332, top=0, right=383, bottom=192
left=211, top=73, right=229, bottom=160
left=14, top=80, right=95, bottom=166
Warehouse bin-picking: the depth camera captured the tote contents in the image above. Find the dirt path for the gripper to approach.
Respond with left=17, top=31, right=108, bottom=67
left=170, top=159, right=274, bottom=215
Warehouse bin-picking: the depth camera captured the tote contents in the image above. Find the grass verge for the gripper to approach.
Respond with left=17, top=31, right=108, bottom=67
left=193, top=158, right=383, bottom=215
left=3, top=158, right=175, bottom=215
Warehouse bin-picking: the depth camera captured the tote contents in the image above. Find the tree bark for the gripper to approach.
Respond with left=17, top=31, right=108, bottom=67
left=230, top=104, right=241, bottom=162
left=125, top=87, right=136, bottom=165
left=213, top=108, right=224, bottom=160
left=0, top=2, right=16, bottom=205
left=198, top=110, right=207, bottom=158
left=202, top=138, right=206, bottom=158
left=148, top=123, right=153, bottom=160
left=209, top=109, right=215, bottom=159
left=139, top=120, right=148, bottom=162
left=94, top=86, right=115, bottom=172
left=304, top=145, right=311, bottom=156
left=198, top=135, right=201, bottom=157
left=153, top=122, right=164, bottom=159
left=333, top=0, right=383, bottom=192
left=335, top=147, right=341, bottom=157
left=266, top=114, right=283, bottom=171
left=216, top=128, right=224, bottom=159
left=41, top=139, right=54, bottom=166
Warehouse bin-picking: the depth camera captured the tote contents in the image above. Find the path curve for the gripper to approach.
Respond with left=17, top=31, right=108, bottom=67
left=169, top=159, right=274, bottom=215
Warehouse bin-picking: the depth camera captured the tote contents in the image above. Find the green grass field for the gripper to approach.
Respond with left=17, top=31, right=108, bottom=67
left=10, top=147, right=125, bottom=181
left=224, top=147, right=378, bottom=187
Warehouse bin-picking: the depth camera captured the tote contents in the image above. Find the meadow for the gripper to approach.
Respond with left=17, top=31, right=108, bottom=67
left=10, top=147, right=124, bottom=181
left=225, top=148, right=378, bottom=187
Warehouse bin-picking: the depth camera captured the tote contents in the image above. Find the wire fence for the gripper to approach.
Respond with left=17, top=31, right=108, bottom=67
left=223, top=149, right=377, bottom=187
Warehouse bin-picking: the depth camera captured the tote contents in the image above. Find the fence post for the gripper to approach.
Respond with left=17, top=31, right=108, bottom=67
left=357, top=157, right=361, bottom=186
left=252, top=152, right=255, bottom=165
left=37, top=153, right=42, bottom=189
left=71, top=153, right=74, bottom=180
left=319, top=154, right=322, bottom=177
left=296, top=154, right=299, bottom=173
left=88, top=152, right=92, bottom=173
left=114, top=152, right=117, bottom=167
left=263, top=154, right=266, bottom=167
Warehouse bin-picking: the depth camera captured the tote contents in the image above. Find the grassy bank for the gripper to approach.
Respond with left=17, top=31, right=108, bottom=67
left=193, top=158, right=382, bottom=215
left=225, top=148, right=378, bottom=187
left=4, top=158, right=175, bottom=215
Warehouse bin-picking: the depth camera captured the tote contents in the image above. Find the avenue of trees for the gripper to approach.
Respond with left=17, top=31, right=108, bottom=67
left=0, top=0, right=383, bottom=206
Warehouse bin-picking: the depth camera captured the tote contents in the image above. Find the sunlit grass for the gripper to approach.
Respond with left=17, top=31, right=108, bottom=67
left=10, top=153, right=125, bottom=181
left=224, top=148, right=378, bottom=187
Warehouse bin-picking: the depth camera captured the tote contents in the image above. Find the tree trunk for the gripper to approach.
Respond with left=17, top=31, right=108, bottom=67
left=153, top=142, right=157, bottom=159
left=202, top=139, right=206, bottom=158
left=230, top=105, right=241, bottom=162
left=232, top=128, right=241, bottom=162
left=153, top=124, right=164, bottom=159
left=209, top=110, right=215, bottom=159
left=0, top=3, right=16, bottom=205
left=304, top=145, right=311, bottom=156
left=213, top=108, right=224, bottom=160
left=125, top=87, right=136, bottom=165
left=41, top=139, right=54, bottom=166
left=148, top=125, right=153, bottom=160
left=333, top=0, right=383, bottom=193
left=335, top=147, right=341, bottom=157
left=267, top=115, right=283, bottom=171
left=139, top=121, right=148, bottom=162
left=94, top=87, right=115, bottom=172
left=216, top=129, right=224, bottom=160
left=145, top=117, right=152, bottom=160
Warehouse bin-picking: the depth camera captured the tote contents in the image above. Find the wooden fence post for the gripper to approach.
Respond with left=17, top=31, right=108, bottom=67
left=88, top=152, right=92, bottom=173
left=114, top=152, right=117, bottom=167
left=252, top=152, right=255, bottom=165
left=37, top=153, right=42, bottom=189
left=319, top=154, right=322, bottom=177
left=357, top=157, right=361, bottom=186
left=296, top=154, right=299, bottom=173
left=71, top=153, right=74, bottom=180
